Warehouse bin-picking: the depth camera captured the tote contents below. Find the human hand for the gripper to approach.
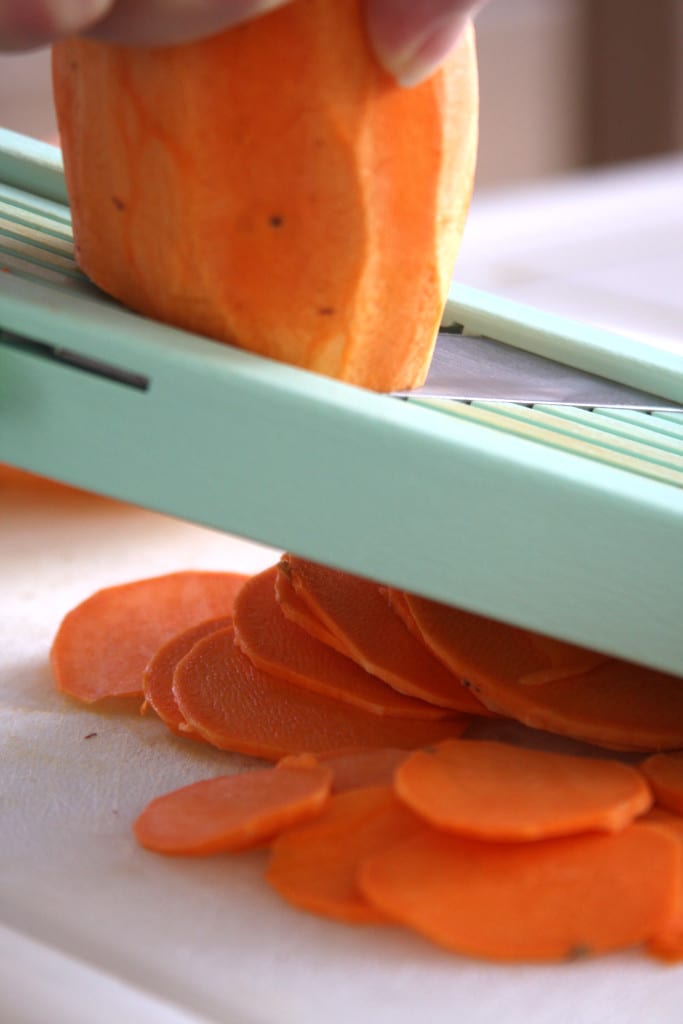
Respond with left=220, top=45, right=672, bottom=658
left=1, top=0, right=483, bottom=85
left=366, top=0, right=484, bottom=86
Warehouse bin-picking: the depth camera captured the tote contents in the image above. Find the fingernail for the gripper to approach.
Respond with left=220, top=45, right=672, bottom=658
left=43, top=0, right=112, bottom=35
left=46, top=0, right=113, bottom=34
left=380, top=14, right=467, bottom=87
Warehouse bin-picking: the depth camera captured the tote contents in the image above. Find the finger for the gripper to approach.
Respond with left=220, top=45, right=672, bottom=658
left=0, top=0, right=113, bottom=51
left=365, top=0, right=480, bottom=86
left=85, top=0, right=293, bottom=47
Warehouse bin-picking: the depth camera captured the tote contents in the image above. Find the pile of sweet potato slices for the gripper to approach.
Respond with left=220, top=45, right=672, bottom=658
left=49, top=555, right=683, bottom=964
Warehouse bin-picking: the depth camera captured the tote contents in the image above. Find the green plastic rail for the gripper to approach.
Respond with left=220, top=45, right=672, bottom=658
left=1, top=127, right=682, bottom=676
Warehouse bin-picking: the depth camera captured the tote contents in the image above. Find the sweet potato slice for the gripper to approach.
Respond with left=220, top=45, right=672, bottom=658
left=320, top=748, right=409, bottom=793
left=406, top=596, right=683, bottom=751
left=383, top=587, right=423, bottom=641
left=0, top=463, right=90, bottom=497
left=394, top=739, right=652, bottom=841
left=50, top=571, right=248, bottom=701
left=275, top=565, right=344, bottom=652
left=234, top=567, right=448, bottom=719
left=134, top=754, right=333, bottom=856
left=407, top=593, right=608, bottom=688
left=266, top=785, right=422, bottom=923
left=173, top=626, right=468, bottom=761
left=640, top=753, right=683, bottom=816
left=282, top=556, right=493, bottom=716
left=358, top=822, right=681, bottom=962
left=142, top=615, right=233, bottom=736
left=641, top=808, right=683, bottom=962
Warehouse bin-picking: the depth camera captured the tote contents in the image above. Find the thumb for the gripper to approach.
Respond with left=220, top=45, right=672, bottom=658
left=0, top=0, right=113, bottom=50
left=85, top=0, right=294, bottom=47
left=365, top=0, right=480, bottom=86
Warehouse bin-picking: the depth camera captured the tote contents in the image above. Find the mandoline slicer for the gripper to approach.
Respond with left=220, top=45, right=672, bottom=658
left=1, top=127, right=682, bottom=677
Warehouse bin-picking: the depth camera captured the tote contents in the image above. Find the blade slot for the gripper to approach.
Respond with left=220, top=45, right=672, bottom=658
left=0, top=328, right=150, bottom=392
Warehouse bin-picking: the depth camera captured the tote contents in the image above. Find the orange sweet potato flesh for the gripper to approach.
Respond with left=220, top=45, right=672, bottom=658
left=173, top=625, right=468, bottom=760
left=406, top=594, right=683, bottom=751
left=134, top=754, right=333, bottom=856
left=640, top=809, right=683, bottom=962
left=233, top=566, right=449, bottom=719
left=405, top=592, right=608, bottom=688
left=275, top=566, right=345, bottom=654
left=51, top=2, right=478, bottom=392
left=142, top=615, right=233, bottom=736
left=640, top=753, right=683, bottom=817
left=320, top=748, right=409, bottom=793
left=383, top=587, right=423, bottom=641
left=50, top=571, right=248, bottom=702
left=394, top=739, right=652, bottom=841
left=0, top=463, right=93, bottom=499
left=283, top=556, right=494, bottom=716
left=266, top=784, right=422, bottom=923
left=358, top=822, right=681, bottom=962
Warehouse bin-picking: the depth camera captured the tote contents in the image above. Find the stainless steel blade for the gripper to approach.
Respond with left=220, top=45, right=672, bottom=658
left=393, top=333, right=683, bottom=411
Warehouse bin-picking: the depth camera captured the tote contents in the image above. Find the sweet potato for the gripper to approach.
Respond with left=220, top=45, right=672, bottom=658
left=173, top=625, right=468, bottom=760
left=283, top=556, right=494, bottom=716
left=142, top=615, right=233, bottom=736
left=640, top=753, right=683, bottom=816
left=134, top=755, right=332, bottom=856
left=266, top=785, right=421, bottom=923
left=358, top=822, right=681, bottom=962
left=50, top=571, right=248, bottom=701
left=52, top=2, right=478, bottom=391
left=394, top=739, right=652, bottom=841
left=406, top=595, right=683, bottom=750
left=233, top=567, right=449, bottom=719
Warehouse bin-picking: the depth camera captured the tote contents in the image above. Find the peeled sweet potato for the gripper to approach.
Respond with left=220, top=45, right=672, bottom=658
left=52, top=0, right=478, bottom=392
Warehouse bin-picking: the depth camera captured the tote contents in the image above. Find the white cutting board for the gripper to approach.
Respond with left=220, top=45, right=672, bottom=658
left=1, top=468, right=681, bottom=1024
